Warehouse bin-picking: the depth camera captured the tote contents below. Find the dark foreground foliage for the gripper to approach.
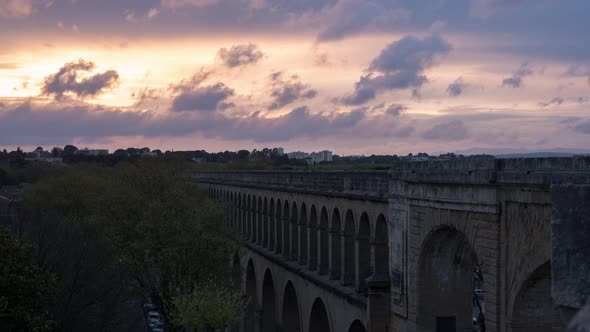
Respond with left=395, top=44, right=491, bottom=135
left=3, top=158, right=240, bottom=331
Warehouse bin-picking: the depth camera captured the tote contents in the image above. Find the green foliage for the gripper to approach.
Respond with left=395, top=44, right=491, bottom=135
left=172, top=279, right=243, bottom=330
left=0, top=227, right=55, bottom=332
left=19, top=159, right=239, bottom=331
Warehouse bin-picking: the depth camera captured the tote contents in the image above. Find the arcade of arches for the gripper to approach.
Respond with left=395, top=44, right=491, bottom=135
left=207, top=179, right=571, bottom=332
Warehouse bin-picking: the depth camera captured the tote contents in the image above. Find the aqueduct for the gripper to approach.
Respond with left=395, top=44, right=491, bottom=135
left=194, top=158, right=590, bottom=332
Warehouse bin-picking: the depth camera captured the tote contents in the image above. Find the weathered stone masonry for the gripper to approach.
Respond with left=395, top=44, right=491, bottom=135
left=194, top=158, right=590, bottom=332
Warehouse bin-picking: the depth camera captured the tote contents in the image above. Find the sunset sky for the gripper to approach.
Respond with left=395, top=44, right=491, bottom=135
left=1, top=0, right=589, bottom=155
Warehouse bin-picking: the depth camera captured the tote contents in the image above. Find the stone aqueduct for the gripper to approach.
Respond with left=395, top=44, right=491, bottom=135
left=194, top=158, right=590, bottom=332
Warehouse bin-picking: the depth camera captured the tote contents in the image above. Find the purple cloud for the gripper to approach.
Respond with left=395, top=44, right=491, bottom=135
left=422, top=120, right=469, bottom=140
left=538, top=97, right=564, bottom=107
left=342, top=35, right=452, bottom=105
left=268, top=72, right=317, bottom=110
left=502, top=62, right=533, bottom=88
left=41, top=59, right=120, bottom=99
left=217, top=44, right=264, bottom=68
left=171, top=83, right=234, bottom=112
left=447, top=77, right=469, bottom=97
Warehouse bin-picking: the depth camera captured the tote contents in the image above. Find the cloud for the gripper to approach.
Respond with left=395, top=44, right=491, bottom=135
left=502, top=62, right=533, bottom=88
left=341, top=34, right=452, bottom=105
left=217, top=44, right=264, bottom=68
left=422, top=120, right=469, bottom=140
left=125, top=8, right=159, bottom=23
left=41, top=59, right=120, bottom=99
left=0, top=101, right=197, bottom=145
left=447, top=77, right=469, bottom=97
left=385, top=104, right=407, bottom=116
left=0, top=0, right=32, bottom=18
left=575, top=120, right=590, bottom=134
left=160, top=0, right=219, bottom=9
left=470, top=0, right=528, bottom=18
left=538, top=97, right=564, bottom=107
left=563, top=65, right=590, bottom=85
left=171, top=82, right=234, bottom=112
left=267, top=72, right=317, bottom=110
left=226, top=106, right=367, bottom=142
left=314, top=0, right=411, bottom=41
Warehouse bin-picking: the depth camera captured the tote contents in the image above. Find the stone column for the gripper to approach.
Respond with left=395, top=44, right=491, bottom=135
left=329, top=229, right=340, bottom=280
left=367, top=276, right=391, bottom=332
left=255, top=308, right=263, bottom=332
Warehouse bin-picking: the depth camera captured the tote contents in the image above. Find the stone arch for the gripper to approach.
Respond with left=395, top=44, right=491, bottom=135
left=282, top=281, right=302, bottom=332
left=257, top=196, right=263, bottom=245
left=374, top=214, right=389, bottom=279
left=299, top=203, right=308, bottom=265
left=348, top=319, right=367, bottom=332
left=276, top=199, right=282, bottom=254
left=319, top=207, right=329, bottom=275
left=262, top=269, right=278, bottom=332
left=417, top=226, right=479, bottom=332
left=269, top=198, right=276, bottom=250
left=263, top=197, right=269, bottom=248
left=358, top=212, right=371, bottom=292
left=283, top=201, right=290, bottom=258
left=290, top=202, right=299, bottom=261
left=343, top=209, right=356, bottom=286
left=330, top=208, right=342, bottom=280
left=308, top=205, right=319, bottom=271
left=508, top=261, right=564, bottom=331
left=309, top=298, right=332, bottom=332
left=245, top=259, right=258, bottom=332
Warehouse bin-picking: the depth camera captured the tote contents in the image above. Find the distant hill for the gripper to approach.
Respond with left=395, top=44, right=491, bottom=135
left=453, top=147, right=590, bottom=158
left=495, top=152, right=589, bottom=159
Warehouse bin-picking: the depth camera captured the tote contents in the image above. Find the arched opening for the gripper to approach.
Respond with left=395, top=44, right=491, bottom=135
left=330, top=209, right=342, bottom=280
left=417, top=227, right=479, bottom=332
left=257, top=197, right=263, bottom=245
left=348, top=320, right=367, bottom=332
left=509, top=261, right=564, bottom=331
left=309, top=298, right=331, bottom=332
left=299, top=203, right=308, bottom=266
left=308, top=205, right=318, bottom=271
left=291, top=203, right=299, bottom=261
left=282, top=281, right=301, bottom=332
left=358, top=213, right=371, bottom=292
left=269, top=199, right=276, bottom=250
left=245, top=259, right=257, bottom=332
left=263, top=198, right=269, bottom=248
left=262, top=269, right=277, bottom=332
left=319, top=207, right=329, bottom=275
left=374, top=215, right=389, bottom=279
left=283, top=201, right=290, bottom=258
left=343, top=210, right=356, bottom=286
left=276, top=199, right=283, bottom=254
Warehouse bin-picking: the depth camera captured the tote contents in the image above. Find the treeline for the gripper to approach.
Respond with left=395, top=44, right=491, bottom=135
left=1, top=159, right=242, bottom=331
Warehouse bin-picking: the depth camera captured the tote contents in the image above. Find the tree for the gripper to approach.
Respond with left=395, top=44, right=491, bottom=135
left=0, top=226, right=55, bottom=332
left=172, top=280, right=242, bottom=330
left=20, top=159, right=240, bottom=331
left=62, top=145, right=78, bottom=156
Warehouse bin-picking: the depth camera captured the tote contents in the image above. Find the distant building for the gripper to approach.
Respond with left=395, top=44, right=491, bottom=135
left=287, top=150, right=333, bottom=164
left=309, top=150, right=333, bottom=164
left=276, top=148, right=285, bottom=156
left=77, top=148, right=109, bottom=156
left=287, top=151, right=309, bottom=160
